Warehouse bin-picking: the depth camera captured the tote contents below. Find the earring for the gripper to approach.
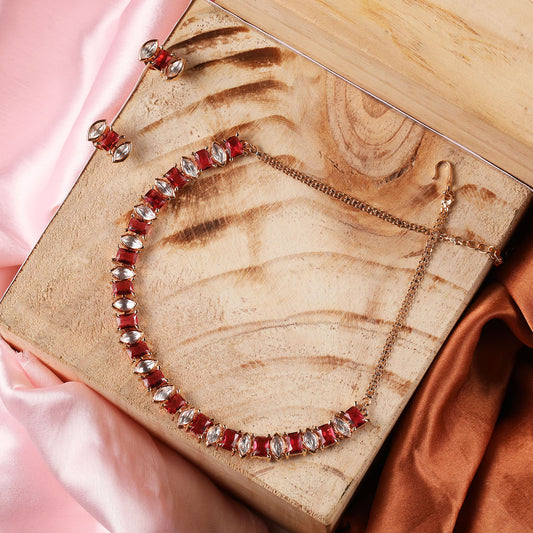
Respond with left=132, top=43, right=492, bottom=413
left=139, top=39, right=185, bottom=80
left=88, top=120, right=132, bottom=163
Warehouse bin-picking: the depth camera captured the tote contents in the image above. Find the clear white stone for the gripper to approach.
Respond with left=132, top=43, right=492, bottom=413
left=111, top=267, right=135, bottom=281
left=211, top=142, right=227, bottom=166
left=120, top=330, right=142, bottom=345
left=237, top=433, right=252, bottom=457
left=270, top=434, right=285, bottom=459
left=206, top=425, right=222, bottom=446
left=333, top=416, right=351, bottom=438
left=302, top=429, right=319, bottom=452
left=88, top=119, right=107, bottom=141
left=134, top=359, right=157, bottom=374
left=177, top=408, right=195, bottom=427
left=112, top=142, right=131, bottom=162
left=113, top=298, right=136, bottom=312
left=153, top=385, right=176, bottom=402
left=181, top=157, right=199, bottom=178
left=120, top=234, right=143, bottom=250
left=134, top=204, right=156, bottom=221
left=154, top=178, right=175, bottom=198
left=165, top=57, right=184, bottom=79
left=139, top=39, right=158, bottom=61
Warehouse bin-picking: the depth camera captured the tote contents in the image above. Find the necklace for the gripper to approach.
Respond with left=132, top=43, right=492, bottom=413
left=110, top=134, right=501, bottom=460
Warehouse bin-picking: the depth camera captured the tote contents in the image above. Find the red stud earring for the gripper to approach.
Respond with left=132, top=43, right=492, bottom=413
left=87, top=120, right=132, bottom=163
left=139, top=39, right=185, bottom=80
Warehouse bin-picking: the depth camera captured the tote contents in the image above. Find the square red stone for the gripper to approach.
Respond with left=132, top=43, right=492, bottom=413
left=142, top=370, right=166, bottom=389
left=318, top=423, right=337, bottom=447
left=189, top=413, right=213, bottom=438
left=252, top=436, right=270, bottom=458
left=116, top=313, right=138, bottom=329
left=125, top=341, right=150, bottom=360
left=96, top=129, right=120, bottom=151
left=163, top=394, right=187, bottom=415
left=285, top=431, right=304, bottom=455
left=127, top=217, right=152, bottom=236
left=151, top=49, right=173, bottom=70
left=165, top=166, right=189, bottom=189
left=115, top=248, right=138, bottom=266
left=343, top=406, right=366, bottom=428
left=225, top=136, right=244, bottom=158
left=219, top=429, right=239, bottom=452
left=112, top=280, right=134, bottom=297
left=143, top=188, right=168, bottom=210
left=194, top=149, right=213, bottom=170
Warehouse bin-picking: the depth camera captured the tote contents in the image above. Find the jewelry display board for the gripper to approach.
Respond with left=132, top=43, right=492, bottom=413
left=0, top=1, right=530, bottom=532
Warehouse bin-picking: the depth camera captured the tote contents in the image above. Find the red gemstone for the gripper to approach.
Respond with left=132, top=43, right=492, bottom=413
left=127, top=217, right=152, bottom=236
left=343, top=406, right=367, bottom=428
left=116, top=313, right=138, bottom=329
left=126, top=341, right=150, bottom=360
left=225, top=136, right=244, bottom=158
left=115, top=248, right=138, bottom=266
left=189, top=413, right=213, bottom=437
left=96, top=129, right=120, bottom=151
left=318, top=423, right=337, bottom=447
left=163, top=393, right=187, bottom=415
left=164, top=167, right=189, bottom=189
left=252, top=436, right=270, bottom=457
left=143, top=188, right=168, bottom=210
left=219, top=428, right=239, bottom=451
left=112, top=280, right=134, bottom=297
left=194, top=149, right=213, bottom=170
left=151, top=49, right=173, bottom=70
left=285, top=432, right=304, bottom=455
left=142, top=370, right=166, bottom=389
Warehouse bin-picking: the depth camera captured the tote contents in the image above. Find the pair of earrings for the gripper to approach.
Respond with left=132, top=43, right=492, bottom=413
left=87, top=39, right=185, bottom=163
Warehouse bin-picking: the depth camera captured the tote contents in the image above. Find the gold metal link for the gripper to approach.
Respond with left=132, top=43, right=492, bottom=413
left=248, top=147, right=501, bottom=414
left=253, top=150, right=502, bottom=265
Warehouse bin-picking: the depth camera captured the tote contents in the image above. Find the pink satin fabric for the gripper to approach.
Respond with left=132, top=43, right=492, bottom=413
left=0, top=2, right=265, bottom=532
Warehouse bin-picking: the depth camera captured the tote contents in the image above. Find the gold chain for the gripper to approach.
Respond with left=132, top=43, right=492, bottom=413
left=243, top=143, right=498, bottom=415
left=243, top=143, right=502, bottom=266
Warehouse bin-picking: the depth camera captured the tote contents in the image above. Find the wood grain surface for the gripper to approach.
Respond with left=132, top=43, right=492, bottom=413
left=0, top=1, right=530, bottom=532
left=212, top=0, right=533, bottom=188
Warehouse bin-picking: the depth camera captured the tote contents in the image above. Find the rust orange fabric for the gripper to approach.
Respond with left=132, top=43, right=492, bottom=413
left=341, top=211, right=533, bottom=532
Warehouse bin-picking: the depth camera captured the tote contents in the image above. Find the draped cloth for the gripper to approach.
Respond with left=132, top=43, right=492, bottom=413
left=0, top=1, right=531, bottom=531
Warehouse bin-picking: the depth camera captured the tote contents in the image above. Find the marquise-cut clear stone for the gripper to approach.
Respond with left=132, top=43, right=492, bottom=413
left=88, top=119, right=107, bottom=141
left=206, top=425, right=222, bottom=446
left=153, top=385, right=176, bottom=402
left=113, top=298, right=137, bottom=312
left=181, top=157, right=199, bottom=178
left=111, top=266, right=135, bottom=281
left=120, top=330, right=143, bottom=345
left=333, top=416, right=351, bottom=438
left=134, top=204, right=157, bottom=221
left=139, top=39, right=158, bottom=61
left=112, top=142, right=131, bottom=162
left=154, top=178, right=175, bottom=198
left=211, top=142, right=227, bottom=166
left=270, top=434, right=285, bottom=459
left=165, top=57, right=184, bottom=79
left=177, top=408, right=195, bottom=427
left=120, top=234, right=143, bottom=250
left=302, top=429, right=320, bottom=452
left=134, top=359, right=158, bottom=374
left=237, top=433, right=252, bottom=456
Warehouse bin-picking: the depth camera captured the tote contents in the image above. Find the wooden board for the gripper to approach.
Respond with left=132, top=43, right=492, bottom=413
left=211, top=0, right=533, bottom=188
left=0, top=1, right=530, bottom=531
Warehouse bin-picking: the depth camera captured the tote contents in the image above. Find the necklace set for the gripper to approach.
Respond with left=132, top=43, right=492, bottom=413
left=89, top=39, right=502, bottom=461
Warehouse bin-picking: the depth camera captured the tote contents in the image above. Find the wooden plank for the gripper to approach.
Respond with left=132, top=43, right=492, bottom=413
left=211, top=0, right=533, bottom=187
left=0, top=1, right=529, bottom=531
